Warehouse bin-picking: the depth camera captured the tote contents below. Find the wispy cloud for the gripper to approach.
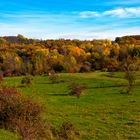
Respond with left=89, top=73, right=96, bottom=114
left=103, top=7, right=140, bottom=18
left=79, top=11, right=100, bottom=18
left=58, top=26, right=140, bottom=40
left=79, top=7, right=140, bottom=18
left=0, top=12, right=82, bottom=39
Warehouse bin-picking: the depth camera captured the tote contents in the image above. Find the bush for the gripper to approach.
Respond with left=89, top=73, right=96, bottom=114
left=52, top=121, right=79, bottom=139
left=121, top=57, right=138, bottom=94
left=124, top=71, right=136, bottom=94
left=48, top=72, right=60, bottom=84
left=21, top=75, right=33, bottom=86
left=68, top=82, right=85, bottom=98
left=0, top=86, right=47, bottom=139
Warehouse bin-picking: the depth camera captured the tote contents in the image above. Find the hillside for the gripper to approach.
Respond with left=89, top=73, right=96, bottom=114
left=1, top=72, right=140, bottom=139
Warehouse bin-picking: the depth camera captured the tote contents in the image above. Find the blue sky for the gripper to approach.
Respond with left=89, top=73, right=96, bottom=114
left=0, top=0, right=140, bottom=40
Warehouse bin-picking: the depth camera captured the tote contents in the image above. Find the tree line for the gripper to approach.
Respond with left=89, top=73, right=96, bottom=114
left=0, top=34, right=140, bottom=76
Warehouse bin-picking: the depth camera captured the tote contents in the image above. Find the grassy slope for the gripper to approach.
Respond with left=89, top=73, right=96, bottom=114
left=2, top=72, right=140, bottom=140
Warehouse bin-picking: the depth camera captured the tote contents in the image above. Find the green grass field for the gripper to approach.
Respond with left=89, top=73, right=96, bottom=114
left=1, top=72, right=140, bottom=140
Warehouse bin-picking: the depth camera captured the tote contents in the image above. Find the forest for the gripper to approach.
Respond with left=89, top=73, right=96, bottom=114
left=0, top=35, right=140, bottom=76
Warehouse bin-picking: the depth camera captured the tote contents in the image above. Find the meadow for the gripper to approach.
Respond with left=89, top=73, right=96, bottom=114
left=1, top=72, right=140, bottom=140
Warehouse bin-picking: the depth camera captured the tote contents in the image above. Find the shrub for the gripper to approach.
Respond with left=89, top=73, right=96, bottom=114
left=68, top=82, right=85, bottom=98
left=0, top=86, right=47, bottom=139
left=120, top=56, right=138, bottom=94
left=3, top=70, right=12, bottom=77
left=21, top=75, right=33, bottom=86
left=48, top=72, right=60, bottom=84
left=52, top=121, right=79, bottom=139
left=124, top=71, right=136, bottom=94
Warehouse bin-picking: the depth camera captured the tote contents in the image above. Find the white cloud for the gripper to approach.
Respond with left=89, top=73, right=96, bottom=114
left=79, top=7, right=140, bottom=18
left=79, top=11, right=100, bottom=18
left=103, top=7, right=140, bottom=18
left=103, top=8, right=126, bottom=17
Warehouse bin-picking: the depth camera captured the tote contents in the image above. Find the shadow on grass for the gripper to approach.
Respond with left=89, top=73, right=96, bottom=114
left=17, top=85, right=31, bottom=88
left=47, top=93, right=68, bottom=96
left=88, top=83, right=140, bottom=89
left=87, top=85, right=126, bottom=89
left=39, top=82, right=54, bottom=84
left=39, top=81, right=65, bottom=85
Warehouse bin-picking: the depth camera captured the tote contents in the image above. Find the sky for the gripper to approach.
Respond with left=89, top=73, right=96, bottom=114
left=0, top=0, right=140, bottom=40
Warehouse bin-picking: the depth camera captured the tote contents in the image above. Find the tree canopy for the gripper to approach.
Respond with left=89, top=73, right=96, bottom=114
left=0, top=35, right=140, bottom=76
